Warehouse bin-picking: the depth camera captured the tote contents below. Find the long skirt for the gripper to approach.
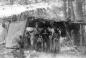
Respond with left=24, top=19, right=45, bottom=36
left=52, top=39, right=60, bottom=53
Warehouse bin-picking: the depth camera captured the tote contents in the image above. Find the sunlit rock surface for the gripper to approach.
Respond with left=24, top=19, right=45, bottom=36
left=0, top=0, right=64, bottom=21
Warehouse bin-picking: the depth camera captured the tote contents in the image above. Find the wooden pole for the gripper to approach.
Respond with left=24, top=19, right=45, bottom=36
left=63, top=0, right=67, bottom=19
left=70, top=0, right=75, bottom=21
left=80, top=24, right=82, bottom=46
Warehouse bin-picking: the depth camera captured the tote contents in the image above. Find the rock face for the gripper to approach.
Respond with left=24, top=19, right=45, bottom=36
left=5, top=21, right=26, bottom=48
left=0, top=23, right=7, bottom=44
left=0, top=23, right=4, bottom=42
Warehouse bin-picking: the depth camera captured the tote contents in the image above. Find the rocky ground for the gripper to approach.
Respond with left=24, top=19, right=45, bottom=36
left=0, top=44, right=86, bottom=58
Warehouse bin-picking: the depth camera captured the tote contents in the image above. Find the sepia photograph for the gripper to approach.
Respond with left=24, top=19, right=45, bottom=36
left=0, top=0, right=86, bottom=58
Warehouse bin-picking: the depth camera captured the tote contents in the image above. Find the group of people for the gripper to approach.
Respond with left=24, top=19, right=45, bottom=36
left=23, top=18, right=67, bottom=52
